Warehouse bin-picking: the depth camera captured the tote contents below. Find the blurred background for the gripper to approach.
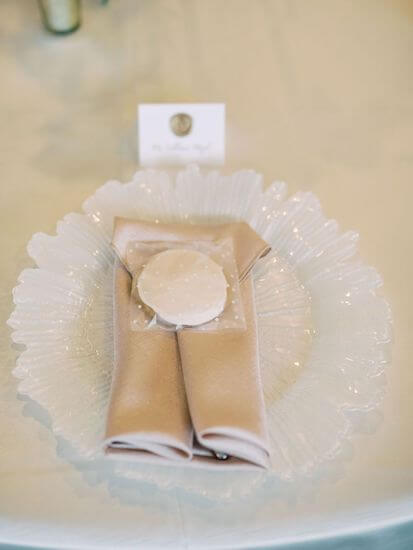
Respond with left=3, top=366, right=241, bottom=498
left=1, top=1, right=413, bottom=548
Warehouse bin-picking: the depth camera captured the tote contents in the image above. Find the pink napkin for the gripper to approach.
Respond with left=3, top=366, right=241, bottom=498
left=104, top=218, right=270, bottom=469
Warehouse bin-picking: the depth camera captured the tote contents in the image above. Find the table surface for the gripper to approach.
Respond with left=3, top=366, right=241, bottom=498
left=1, top=1, right=413, bottom=548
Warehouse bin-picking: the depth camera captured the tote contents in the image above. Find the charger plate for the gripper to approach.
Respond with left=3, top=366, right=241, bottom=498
left=7, top=165, right=392, bottom=500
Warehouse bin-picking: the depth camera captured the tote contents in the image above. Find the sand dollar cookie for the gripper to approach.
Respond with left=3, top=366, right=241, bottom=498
left=137, top=248, right=227, bottom=326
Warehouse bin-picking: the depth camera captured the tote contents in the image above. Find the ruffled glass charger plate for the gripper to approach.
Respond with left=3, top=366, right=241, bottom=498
left=8, top=165, right=391, bottom=500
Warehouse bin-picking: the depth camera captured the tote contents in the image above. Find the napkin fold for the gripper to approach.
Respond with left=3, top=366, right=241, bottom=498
left=104, top=218, right=271, bottom=469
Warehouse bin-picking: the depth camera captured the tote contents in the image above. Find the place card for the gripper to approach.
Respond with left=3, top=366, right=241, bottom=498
left=138, top=103, right=225, bottom=166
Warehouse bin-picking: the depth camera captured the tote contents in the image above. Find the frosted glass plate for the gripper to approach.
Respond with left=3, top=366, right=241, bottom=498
left=7, top=165, right=392, bottom=499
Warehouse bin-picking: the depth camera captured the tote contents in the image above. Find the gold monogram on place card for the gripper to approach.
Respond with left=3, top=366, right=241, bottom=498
left=169, top=113, right=193, bottom=137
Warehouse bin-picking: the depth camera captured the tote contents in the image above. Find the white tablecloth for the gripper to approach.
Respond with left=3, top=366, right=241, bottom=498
left=1, top=1, right=413, bottom=547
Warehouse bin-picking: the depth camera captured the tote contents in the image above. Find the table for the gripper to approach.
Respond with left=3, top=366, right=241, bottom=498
left=1, top=1, right=413, bottom=548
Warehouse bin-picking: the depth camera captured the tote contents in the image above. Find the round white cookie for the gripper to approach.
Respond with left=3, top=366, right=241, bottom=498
left=137, top=248, right=228, bottom=326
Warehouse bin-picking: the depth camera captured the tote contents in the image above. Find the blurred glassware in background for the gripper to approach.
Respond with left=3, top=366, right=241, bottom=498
left=38, top=0, right=81, bottom=34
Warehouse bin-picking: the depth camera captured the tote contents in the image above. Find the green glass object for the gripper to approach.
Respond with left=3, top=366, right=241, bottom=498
left=38, top=0, right=81, bottom=35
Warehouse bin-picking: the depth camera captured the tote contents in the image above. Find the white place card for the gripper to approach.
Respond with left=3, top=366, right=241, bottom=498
left=138, top=103, right=225, bottom=166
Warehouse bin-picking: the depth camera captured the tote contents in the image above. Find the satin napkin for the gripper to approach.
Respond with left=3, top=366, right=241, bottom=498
left=104, top=218, right=271, bottom=469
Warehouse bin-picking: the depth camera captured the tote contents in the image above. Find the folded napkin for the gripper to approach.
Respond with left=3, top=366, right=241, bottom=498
left=104, top=218, right=271, bottom=469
